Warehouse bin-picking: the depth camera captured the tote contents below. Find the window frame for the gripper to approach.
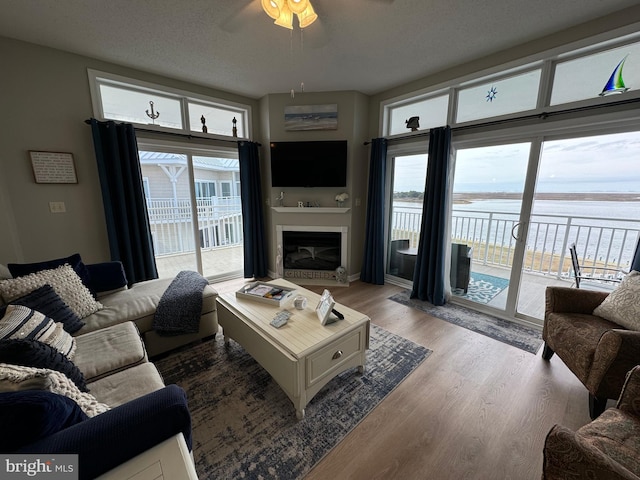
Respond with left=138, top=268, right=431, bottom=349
left=381, top=30, right=640, bottom=136
left=88, top=69, right=252, bottom=141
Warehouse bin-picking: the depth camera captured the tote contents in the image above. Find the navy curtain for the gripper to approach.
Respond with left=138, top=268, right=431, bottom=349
left=90, top=119, right=158, bottom=284
left=238, top=141, right=268, bottom=278
left=360, top=138, right=388, bottom=284
left=410, top=126, right=451, bottom=305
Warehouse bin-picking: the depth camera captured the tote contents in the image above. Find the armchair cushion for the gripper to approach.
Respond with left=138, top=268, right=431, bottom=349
left=542, top=366, right=640, bottom=480
left=0, top=390, right=88, bottom=451
left=578, top=408, right=640, bottom=476
left=594, top=271, right=640, bottom=330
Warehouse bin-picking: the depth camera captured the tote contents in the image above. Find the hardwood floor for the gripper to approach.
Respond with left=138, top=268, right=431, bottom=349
left=212, top=278, right=596, bottom=480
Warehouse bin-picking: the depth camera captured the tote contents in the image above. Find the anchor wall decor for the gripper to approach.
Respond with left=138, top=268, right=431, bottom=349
left=145, top=101, right=160, bottom=124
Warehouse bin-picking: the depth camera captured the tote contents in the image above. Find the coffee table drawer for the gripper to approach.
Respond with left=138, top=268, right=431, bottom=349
left=307, top=328, right=364, bottom=387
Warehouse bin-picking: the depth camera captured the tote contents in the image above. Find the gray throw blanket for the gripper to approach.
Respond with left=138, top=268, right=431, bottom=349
left=153, top=271, right=208, bottom=336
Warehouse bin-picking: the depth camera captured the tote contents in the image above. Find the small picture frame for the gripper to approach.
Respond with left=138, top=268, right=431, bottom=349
left=316, top=289, right=336, bottom=325
left=29, top=151, right=78, bottom=184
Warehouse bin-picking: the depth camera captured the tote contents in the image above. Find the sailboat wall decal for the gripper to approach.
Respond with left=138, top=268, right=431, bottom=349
left=599, top=55, right=631, bottom=96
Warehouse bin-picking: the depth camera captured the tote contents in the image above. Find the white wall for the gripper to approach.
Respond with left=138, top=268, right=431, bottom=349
left=0, top=36, right=259, bottom=266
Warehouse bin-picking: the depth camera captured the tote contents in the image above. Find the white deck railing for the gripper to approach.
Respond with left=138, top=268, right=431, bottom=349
left=146, top=197, right=243, bottom=256
left=392, top=206, right=640, bottom=279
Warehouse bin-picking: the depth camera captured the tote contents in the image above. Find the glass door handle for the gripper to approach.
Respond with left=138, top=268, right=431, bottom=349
left=511, top=222, right=521, bottom=241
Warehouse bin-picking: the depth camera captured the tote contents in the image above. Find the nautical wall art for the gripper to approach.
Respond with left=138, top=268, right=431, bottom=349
left=284, top=104, right=338, bottom=131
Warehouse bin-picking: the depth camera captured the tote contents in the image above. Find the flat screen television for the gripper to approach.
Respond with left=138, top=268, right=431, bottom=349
left=270, top=140, right=347, bottom=187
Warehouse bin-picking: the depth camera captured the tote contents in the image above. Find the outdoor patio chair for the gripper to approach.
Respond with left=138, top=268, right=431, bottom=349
left=569, top=243, right=627, bottom=290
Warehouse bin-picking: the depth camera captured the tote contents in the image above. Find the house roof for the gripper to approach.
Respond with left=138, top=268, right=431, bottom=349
left=139, top=151, right=239, bottom=171
left=1, top=1, right=639, bottom=98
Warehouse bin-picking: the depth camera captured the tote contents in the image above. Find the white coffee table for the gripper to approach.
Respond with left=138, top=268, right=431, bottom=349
left=216, top=279, right=370, bottom=419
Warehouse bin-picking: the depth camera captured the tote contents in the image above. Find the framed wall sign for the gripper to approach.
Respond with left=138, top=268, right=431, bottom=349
left=29, top=151, right=78, bottom=184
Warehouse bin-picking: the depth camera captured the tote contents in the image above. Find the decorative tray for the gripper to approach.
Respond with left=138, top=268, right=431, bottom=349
left=235, top=281, right=296, bottom=307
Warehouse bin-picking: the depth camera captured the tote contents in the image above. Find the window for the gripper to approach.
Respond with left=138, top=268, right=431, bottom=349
left=551, top=39, right=640, bottom=105
left=221, top=182, right=232, bottom=198
left=195, top=181, right=216, bottom=199
left=89, top=70, right=251, bottom=140
left=385, top=94, right=449, bottom=136
left=188, top=101, right=245, bottom=138
left=381, top=32, right=640, bottom=134
left=456, top=69, right=541, bottom=123
left=99, top=84, right=183, bottom=129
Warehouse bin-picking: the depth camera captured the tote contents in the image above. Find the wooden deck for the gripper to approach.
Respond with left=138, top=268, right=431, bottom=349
left=155, top=245, right=244, bottom=281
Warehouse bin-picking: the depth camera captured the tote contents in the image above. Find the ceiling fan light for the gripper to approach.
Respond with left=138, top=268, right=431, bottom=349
left=297, top=3, right=317, bottom=28
left=262, top=0, right=282, bottom=20
left=287, top=0, right=309, bottom=15
left=274, top=3, right=294, bottom=29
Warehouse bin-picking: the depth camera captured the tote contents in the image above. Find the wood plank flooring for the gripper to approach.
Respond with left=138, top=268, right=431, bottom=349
left=212, top=278, right=597, bottom=480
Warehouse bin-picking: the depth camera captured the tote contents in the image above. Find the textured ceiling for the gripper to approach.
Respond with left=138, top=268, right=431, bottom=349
left=1, top=0, right=639, bottom=98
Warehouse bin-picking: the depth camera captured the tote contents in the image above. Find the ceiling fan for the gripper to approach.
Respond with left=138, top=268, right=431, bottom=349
left=220, top=0, right=395, bottom=39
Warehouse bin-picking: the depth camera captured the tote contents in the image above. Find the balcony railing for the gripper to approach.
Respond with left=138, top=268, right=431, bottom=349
left=146, top=197, right=243, bottom=256
left=392, top=205, right=640, bottom=279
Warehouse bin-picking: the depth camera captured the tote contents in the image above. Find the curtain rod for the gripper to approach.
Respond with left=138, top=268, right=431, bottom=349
left=84, top=119, right=261, bottom=146
left=363, top=96, right=640, bottom=145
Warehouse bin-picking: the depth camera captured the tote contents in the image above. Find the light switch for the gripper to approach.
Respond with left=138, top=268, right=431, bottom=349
left=49, top=201, right=66, bottom=213
left=355, top=198, right=361, bottom=207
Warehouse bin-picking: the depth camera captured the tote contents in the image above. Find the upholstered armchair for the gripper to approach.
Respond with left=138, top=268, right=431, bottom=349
left=542, top=365, right=640, bottom=480
left=542, top=284, right=640, bottom=419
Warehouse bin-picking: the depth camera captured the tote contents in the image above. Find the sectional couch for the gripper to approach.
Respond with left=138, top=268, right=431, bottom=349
left=0, top=254, right=219, bottom=478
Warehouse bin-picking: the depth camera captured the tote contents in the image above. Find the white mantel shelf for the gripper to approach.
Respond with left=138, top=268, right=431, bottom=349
left=271, top=207, right=351, bottom=214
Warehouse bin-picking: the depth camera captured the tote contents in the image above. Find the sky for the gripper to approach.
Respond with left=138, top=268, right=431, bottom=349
left=393, top=131, right=640, bottom=193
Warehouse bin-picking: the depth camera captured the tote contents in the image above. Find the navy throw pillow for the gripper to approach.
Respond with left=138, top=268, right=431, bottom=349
left=11, top=284, right=85, bottom=333
left=0, top=391, right=88, bottom=451
left=0, top=339, right=89, bottom=392
left=8, top=253, right=93, bottom=294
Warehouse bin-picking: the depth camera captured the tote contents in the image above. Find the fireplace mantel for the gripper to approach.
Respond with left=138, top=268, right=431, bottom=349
left=271, top=207, right=350, bottom=214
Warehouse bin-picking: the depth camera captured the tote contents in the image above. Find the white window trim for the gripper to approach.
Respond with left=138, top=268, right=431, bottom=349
left=87, top=69, right=252, bottom=141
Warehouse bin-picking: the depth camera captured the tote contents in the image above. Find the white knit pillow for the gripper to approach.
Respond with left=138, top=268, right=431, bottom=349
left=0, top=305, right=76, bottom=359
left=0, top=363, right=110, bottom=417
left=0, top=264, right=102, bottom=319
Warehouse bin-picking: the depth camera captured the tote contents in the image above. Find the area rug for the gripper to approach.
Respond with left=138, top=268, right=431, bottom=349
left=155, top=324, right=431, bottom=479
left=388, top=290, right=542, bottom=354
left=454, top=272, right=510, bottom=304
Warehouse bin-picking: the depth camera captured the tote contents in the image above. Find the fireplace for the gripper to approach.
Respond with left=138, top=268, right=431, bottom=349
left=276, top=225, right=348, bottom=284
left=283, top=231, right=341, bottom=271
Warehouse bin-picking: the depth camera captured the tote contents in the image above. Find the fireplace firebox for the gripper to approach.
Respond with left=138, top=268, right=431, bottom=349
left=283, top=231, right=341, bottom=271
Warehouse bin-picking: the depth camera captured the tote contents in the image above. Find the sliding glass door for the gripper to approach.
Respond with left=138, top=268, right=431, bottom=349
left=386, top=149, right=428, bottom=282
left=516, top=130, right=640, bottom=318
left=449, top=130, right=640, bottom=323
left=138, top=143, right=244, bottom=282
left=450, top=142, right=532, bottom=316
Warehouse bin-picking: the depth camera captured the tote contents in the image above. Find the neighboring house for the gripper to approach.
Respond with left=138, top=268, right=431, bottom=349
left=138, top=152, right=242, bottom=256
